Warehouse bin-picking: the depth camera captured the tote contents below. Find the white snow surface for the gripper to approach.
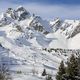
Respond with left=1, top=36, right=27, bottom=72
left=0, top=7, right=80, bottom=80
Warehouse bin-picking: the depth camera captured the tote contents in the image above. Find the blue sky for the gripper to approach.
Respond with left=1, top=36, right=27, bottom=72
left=0, top=0, right=80, bottom=20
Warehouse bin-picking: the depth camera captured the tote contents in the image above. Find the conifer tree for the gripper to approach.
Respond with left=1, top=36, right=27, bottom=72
left=42, top=69, right=47, bottom=76
left=77, top=55, right=80, bottom=78
left=66, top=54, right=78, bottom=79
left=56, top=61, right=66, bottom=80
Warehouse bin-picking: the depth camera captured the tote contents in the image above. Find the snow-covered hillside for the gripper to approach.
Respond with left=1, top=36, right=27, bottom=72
left=0, top=6, right=80, bottom=80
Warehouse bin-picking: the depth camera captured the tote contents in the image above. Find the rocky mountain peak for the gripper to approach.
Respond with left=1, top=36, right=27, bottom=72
left=16, top=6, right=26, bottom=12
left=16, top=6, right=31, bottom=21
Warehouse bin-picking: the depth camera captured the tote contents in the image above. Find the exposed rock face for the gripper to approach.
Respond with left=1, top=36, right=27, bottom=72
left=0, top=6, right=31, bottom=26
left=16, top=6, right=31, bottom=21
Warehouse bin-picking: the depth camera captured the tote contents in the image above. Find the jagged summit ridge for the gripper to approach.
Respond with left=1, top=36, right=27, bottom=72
left=16, top=6, right=27, bottom=12
left=0, top=6, right=80, bottom=49
left=0, top=6, right=31, bottom=26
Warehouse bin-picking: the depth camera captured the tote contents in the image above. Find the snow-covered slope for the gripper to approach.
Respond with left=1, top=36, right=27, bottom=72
left=0, top=7, right=80, bottom=80
left=46, top=31, right=68, bottom=49
left=60, top=20, right=80, bottom=38
left=50, top=19, right=80, bottom=49
left=68, top=33, right=80, bottom=49
left=50, top=18, right=62, bottom=32
left=0, top=24, right=63, bottom=80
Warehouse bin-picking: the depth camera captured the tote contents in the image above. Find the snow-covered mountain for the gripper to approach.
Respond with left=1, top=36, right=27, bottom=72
left=50, top=19, right=80, bottom=49
left=0, top=6, right=80, bottom=80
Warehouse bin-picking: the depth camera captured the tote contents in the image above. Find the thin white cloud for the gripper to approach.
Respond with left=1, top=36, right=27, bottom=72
left=23, top=3, right=80, bottom=20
